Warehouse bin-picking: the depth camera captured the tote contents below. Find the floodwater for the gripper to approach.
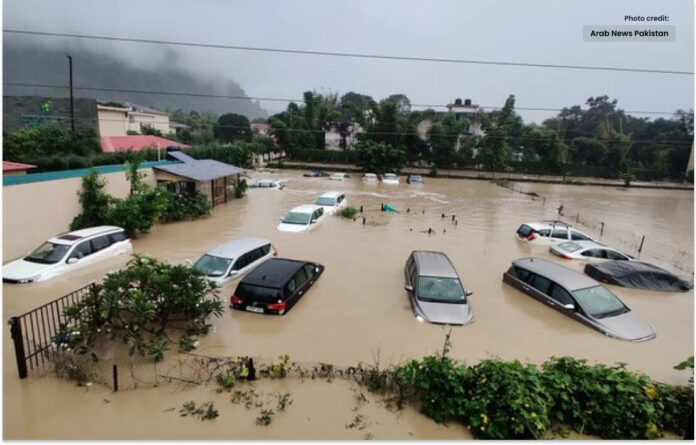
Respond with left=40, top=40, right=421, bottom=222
left=3, top=170, right=694, bottom=439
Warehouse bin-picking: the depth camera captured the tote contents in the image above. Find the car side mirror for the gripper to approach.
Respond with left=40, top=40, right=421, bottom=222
left=405, top=285, right=413, bottom=292
left=67, top=257, right=79, bottom=265
left=279, top=217, right=284, bottom=222
left=311, top=219, right=317, bottom=224
left=315, top=267, right=320, bottom=273
left=563, top=303, right=575, bottom=311
left=466, top=290, right=473, bottom=297
left=229, top=270, right=238, bottom=277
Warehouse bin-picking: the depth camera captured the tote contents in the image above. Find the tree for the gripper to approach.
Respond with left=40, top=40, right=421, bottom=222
left=70, top=170, right=112, bottom=231
left=427, top=113, right=469, bottom=168
left=354, top=140, right=405, bottom=174
left=213, top=113, right=252, bottom=143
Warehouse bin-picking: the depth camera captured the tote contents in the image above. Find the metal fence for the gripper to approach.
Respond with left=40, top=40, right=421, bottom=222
left=8, top=283, right=95, bottom=379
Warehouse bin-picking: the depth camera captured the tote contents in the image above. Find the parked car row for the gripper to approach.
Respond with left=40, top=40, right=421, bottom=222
left=302, top=170, right=423, bottom=185
left=276, top=191, right=347, bottom=233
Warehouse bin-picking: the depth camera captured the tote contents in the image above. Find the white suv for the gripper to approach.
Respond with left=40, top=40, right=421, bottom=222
left=313, top=191, right=347, bottom=215
left=191, top=237, right=277, bottom=286
left=277, top=205, right=326, bottom=232
left=2, top=226, right=132, bottom=283
left=516, top=221, right=592, bottom=246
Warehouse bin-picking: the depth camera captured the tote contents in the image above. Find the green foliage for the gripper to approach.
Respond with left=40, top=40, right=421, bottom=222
left=185, top=142, right=252, bottom=167
left=139, top=124, right=163, bottom=137
left=256, top=409, right=274, bottom=426
left=179, top=401, right=219, bottom=421
left=214, top=113, right=252, bottom=143
left=338, top=207, right=358, bottom=219
left=284, top=148, right=358, bottom=164
left=621, top=172, right=636, bottom=187
left=234, top=179, right=248, bottom=198
left=3, top=122, right=101, bottom=162
left=264, top=355, right=291, bottom=379
left=354, top=140, right=405, bottom=174
left=106, top=185, right=168, bottom=238
left=70, top=170, right=112, bottom=231
left=54, top=254, right=222, bottom=362
left=427, top=113, right=469, bottom=168
left=160, top=190, right=212, bottom=222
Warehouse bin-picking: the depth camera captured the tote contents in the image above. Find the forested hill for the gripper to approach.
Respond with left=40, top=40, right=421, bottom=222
left=3, top=42, right=268, bottom=119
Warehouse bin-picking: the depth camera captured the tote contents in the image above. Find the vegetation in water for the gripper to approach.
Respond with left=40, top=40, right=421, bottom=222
left=338, top=207, right=358, bottom=219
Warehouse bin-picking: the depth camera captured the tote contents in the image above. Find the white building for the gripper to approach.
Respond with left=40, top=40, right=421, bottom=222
left=324, top=122, right=363, bottom=151
left=97, top=103, right=172, bottom=137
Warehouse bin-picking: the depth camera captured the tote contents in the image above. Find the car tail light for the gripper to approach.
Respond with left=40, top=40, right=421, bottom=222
left=560, top=254, right=572, bottom=259
left=527, top=232, right=536, bottom=241
left=230, top=295, right=243, bottom=305
left=273, top=246, right=278, bottom=257
left=267, top=301, right=286, bottom=311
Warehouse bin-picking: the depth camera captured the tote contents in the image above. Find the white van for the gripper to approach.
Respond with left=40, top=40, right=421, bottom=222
left=191, top=237, right=276, bottom=286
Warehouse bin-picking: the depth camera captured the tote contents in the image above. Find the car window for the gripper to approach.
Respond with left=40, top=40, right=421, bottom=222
left=550, top=284, right=574, bottom=305
left=286, top=278, right=297, bottom=294
left=514, top=266, right=532, bottom=283
left=90, top=235, right=111, bottom=252
left=571, top=230, right=590, bottom=241
left=303, top=264, right=316, bottom=279
left=261, top=244, right=271, bottom=256
left=317, top=208, right=324, bottom=217
left=538, top=229, right=551, bottom=237
left=551, top=229, right=568, bottom=239
left=294, top=268, right=308, bottom=286
left=582, top=249, right=607, bottom=258
left=606, top=250, right=628, bottom=260
left=110, top=232, right=128, bottom=243
left=69, top=241, right=93, bottom=260
left=528, top=273, right=552, bottom=294
left=233, top=253, right=249, bottom=270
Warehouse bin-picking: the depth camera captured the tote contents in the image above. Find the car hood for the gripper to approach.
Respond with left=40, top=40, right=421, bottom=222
left=2, top=258, right=52, bottom=281
left=597, top=310, right=656, bottom=341
left=276, top=222, right=309, bottom=232
left=415, top=300, right=473, bottom=326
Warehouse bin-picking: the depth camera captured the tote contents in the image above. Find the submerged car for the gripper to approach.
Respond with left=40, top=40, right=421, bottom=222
left=405, top=251, right=473, bottom=325
left=303, top=170, right=329, bottom=177
left=585, top=260, right=693, bottom=292
left=313, top=191, right=347, bottom=215
left=191, top=237, right=276, bottom=286
left=503, top=258, right=656, bottom=341
left=249, top=179, right=284, bottom=189
left=330, top=172, right=350, bottom=181
left=362, top=173, right=378, bottom=182
left=3, top=226, right=132, bottom=284
left=407, top=174, right=424, bottom=184
left=230, top=258, right=324, bottom=315
left=277, top=204, right=326, bottom=232
left=550, top=240, right=632, bottom=261
left=516, top=221, right=592, bottom=246
left=381, top=173, right=399, bottom=184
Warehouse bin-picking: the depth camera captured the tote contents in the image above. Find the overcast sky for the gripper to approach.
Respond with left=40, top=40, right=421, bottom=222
left=3, top=0, right=694, bottom=122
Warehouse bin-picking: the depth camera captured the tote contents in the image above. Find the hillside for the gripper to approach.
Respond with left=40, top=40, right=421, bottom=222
left=2, top=42, right=268, bottom=119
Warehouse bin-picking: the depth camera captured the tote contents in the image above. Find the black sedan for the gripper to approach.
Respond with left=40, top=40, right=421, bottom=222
left=230, top=258, right=324, bottom=315
left=303, top=170, right=330, bottom=177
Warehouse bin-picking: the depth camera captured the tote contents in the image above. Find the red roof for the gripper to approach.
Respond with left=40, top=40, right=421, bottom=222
left=3, top=161, right=37, bottom=172
left=100, top=136, right=190, bottom=153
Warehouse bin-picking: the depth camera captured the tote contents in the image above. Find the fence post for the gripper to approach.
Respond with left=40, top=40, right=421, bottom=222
left=112, top=364, right=119, bottom=392
left=9, top=317, right=28, bottom=379
left=600, top=222, right=605, bottom=238
left=638, top=235, right=646, bottom=253
left=576, top=214, right=580, bottom=224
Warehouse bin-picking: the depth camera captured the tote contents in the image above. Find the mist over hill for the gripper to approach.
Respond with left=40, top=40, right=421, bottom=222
left=3, top=41, right=268, bottom=119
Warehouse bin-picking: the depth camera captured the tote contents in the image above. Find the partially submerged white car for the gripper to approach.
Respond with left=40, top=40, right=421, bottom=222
left=313, top=191, right=347, bottom=215
left=381, top=173, right=399, bottom=184
left=2, top=226, right=132, bottom=284
left=330, top=172, right=350, bottom=181
left=550, top=240, right=633, bottom=261
left=191, top=237, right=277, bottom=286
left=277, top=204, right=326, bottom=233
left=248, top=179, right=284, bottom=189
left=516, top=221, right=592, bottom=246
left=362, top=173, right=378, bottom=182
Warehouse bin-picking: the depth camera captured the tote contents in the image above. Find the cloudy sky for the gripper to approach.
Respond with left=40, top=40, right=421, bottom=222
left=3, top=0, right=694, bottom=122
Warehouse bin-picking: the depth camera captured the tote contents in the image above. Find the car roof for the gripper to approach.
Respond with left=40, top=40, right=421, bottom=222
left=558, top=240, right=605, bottom=250
left=241, top=258, right=308, bottom=288
left=383, top=173, right=397, bottom=177
left=512, top=257, right=598, bottom=290
left=207, top=237, right=271, bottom=259
left=363, top=173, right=377, bottom=176
left=49, top=225, right=125, bottom=244
left=289, top=204, right=323, bottom=213
left=331, top=172, right=347, bottom=176
left=412, top=251, right=459, bottom=278
left=318, top=191, right=344, bottom=199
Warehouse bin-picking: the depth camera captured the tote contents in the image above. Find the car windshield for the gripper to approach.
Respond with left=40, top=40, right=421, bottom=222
left=315, top=197, right=336, bottom=206
left=572, top=286, right=628, bottom=318
left=24, top=242, right=71, bottom=264
left=417, top=277, right=466, bottom=303
left=559, top=242, right=582, bottom=252
left=282, top=212, right=310, bottom=225
left=193, top=254, right=233, bottom=277
left=384, top=174, right=397, bottom=179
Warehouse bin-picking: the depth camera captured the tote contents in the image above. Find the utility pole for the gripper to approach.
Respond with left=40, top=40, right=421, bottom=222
left=67, top=54, right=75, bottom=132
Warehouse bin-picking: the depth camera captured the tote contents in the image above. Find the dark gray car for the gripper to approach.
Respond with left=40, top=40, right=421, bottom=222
left=503, top=258, right=656, bottom=341
left=405, top=251, right=473, bottom=325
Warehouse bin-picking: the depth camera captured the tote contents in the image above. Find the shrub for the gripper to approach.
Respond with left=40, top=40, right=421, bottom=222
left=106, top=186, right=168, bottom=238
left=160, top=190, right=212, bottom=222
left=70, top=170, right=112, bottom=231
left=338, top=207, right=358, bottom=219
left=234, top=178, right=248, bottom=198
left=55, top=254, right=222, bottom=362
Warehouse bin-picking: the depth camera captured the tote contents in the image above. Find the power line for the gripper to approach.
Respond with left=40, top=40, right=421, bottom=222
left=4, top=29, right=694, bottom=76
left=14, top=113, right=694, bottom=146
left=3, top=82, right=686, bottom=116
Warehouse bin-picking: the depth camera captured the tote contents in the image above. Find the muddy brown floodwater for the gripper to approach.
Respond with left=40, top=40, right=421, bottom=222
left=3, top=170, right=694, bottom=439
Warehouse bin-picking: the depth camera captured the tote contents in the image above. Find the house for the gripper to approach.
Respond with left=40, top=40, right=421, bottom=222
left=100, top=135, right=189, bottom=154
left=153, top=150, right=245, bottom=207
left=97, top=102, right=172, bottom=137
left=169, top=121, right=191, bottom=135
left=446, top=98, right=484, bottom=136
left=324, top=122, right=364, bottom=151
left=3, top=161, right=37, bottom=176
left=250, top=123, right=271, bottom=135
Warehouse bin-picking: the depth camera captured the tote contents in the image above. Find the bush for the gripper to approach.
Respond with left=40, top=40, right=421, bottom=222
left=70, top=170, right=112, bottom=231
left=105, top=187, right=168, bottom=237
left=234, top=179, right=248, bottom=198
left=160, top=190, right=212, bottom=222
left=287, top=148, right=359, bottom=165
left=338, top=207, right=358, bottom=219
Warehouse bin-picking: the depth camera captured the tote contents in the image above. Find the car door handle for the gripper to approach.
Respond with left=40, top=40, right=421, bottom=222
left=546, top=299, right=556, bottom=306
left=523, top=285, right=530, bottom=291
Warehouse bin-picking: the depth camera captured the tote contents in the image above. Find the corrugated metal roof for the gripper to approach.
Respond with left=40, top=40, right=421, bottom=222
left=3, top=161, right=37, bottom=171
left=154, top=160, right=244, bottom=181
left=166, top=150, right=197, bottom=163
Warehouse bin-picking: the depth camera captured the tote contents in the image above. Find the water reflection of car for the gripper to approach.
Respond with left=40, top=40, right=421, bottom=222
left=2, top=226, right=132, bottom=284
left=303, top=170, right=329, bottom=177
left=313, top=191, right=347, bottom=215
left=550, top=240, right=632, bottom=261
left=277, top=204, right=326, bottom=232
left=381, top=173, right=399, bottom=184
left=249, top=179, right=284, bottom=189
left=584, top=260, right=694, bottom=292
left=404, top=251, right=473, bottom=325
left=516, top=221, right=592, bottom=246
left=230, top=258, right=325, bottom=315
left=362, top=173, right=378, bottom=182
left=330, top=172, right=350, bottom=181
left=407, top=174, right=424, bottom=184
left=191, top=237, right=277, bottom=287
left=503, top=258, right=656, bottom=341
